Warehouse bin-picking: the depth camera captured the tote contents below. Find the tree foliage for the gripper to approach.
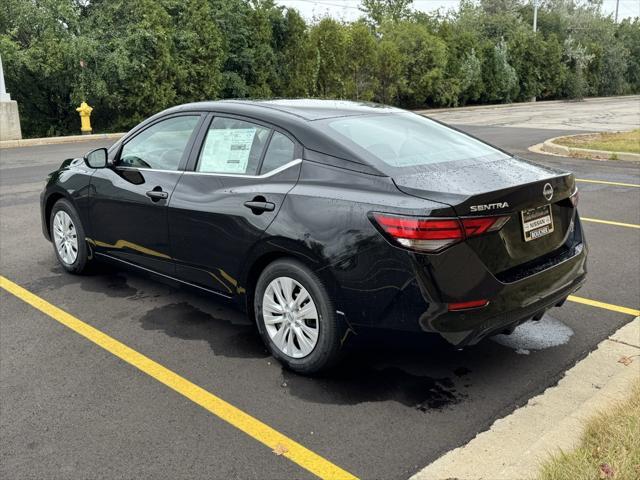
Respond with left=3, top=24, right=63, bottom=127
left=0, top=0, right=637, bottom=137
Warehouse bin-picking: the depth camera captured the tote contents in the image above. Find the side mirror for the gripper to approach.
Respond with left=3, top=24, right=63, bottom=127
left=84, top=148, right=108, bottom=168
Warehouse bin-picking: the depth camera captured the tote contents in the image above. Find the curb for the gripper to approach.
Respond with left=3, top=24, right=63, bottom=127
left=411, top=317, right=640, bottom=480
left=0, top=132, right=125, bottom=149
left=541, top=135, right=640, bottom=162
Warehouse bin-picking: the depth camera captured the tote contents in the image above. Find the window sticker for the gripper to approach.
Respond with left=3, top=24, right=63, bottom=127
left=200, top=128, right=256, bottom=173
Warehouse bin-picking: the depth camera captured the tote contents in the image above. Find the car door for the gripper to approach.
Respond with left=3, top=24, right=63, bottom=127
left=168, top=114, right=302, bottom=296
left=88, top=113, right=204, bottom=274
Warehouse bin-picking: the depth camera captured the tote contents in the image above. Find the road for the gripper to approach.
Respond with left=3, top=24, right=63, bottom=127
left=1, top=103, right=639, bottom=479
left=424, top=95, right=640, bottom=132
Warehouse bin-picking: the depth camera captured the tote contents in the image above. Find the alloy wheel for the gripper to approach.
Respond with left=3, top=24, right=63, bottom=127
left=53, top=210, right=78, bottom=265
left=262, top=276, right=319, bottom=358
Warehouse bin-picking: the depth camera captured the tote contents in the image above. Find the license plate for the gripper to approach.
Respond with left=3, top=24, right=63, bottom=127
left=521, top=204, right=554, bottom=242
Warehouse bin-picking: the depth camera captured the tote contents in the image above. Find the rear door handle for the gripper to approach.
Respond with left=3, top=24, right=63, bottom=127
left=244, top=201, right=275, bottom=213
left=146, top=189, right=168, bottom=201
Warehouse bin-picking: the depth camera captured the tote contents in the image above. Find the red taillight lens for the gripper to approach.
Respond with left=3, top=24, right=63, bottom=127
left=448, top=299, right=489, bottom=311
left=372, top=213, right=510, bottom=252
left=373, top=214, right=463, bottom=252
left=461, top=216, right=510, bottom=237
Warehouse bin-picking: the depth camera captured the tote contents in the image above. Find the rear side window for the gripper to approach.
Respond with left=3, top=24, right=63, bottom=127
left=197, top=117, right=270, bottom=175
left=119, top=115, right=200, bottom=170
left=260, top=132, right=295, bottom=174
left=321, top=112, right=508, bottom=171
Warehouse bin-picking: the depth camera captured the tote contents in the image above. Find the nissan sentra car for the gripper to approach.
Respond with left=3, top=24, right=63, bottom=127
left=41, top=100, right=587, bottom=373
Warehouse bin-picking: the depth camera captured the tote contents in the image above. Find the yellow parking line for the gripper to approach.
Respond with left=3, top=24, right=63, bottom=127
left=576, top=179, right=640, bottom=188
left=568, top=295, right=640, bottom=316
left=581, top=217, right=640, bottom=229
left=0, top=275, right=357, bottom=480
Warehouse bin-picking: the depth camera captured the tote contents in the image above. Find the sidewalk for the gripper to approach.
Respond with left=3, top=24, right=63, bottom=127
left=411, top=317, right=640, bottom=480
left=0, top=132, right=124, bottom=149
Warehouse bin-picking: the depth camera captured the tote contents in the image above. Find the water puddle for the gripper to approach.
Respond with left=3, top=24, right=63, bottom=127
left=492, top=315, right=573, bottom=354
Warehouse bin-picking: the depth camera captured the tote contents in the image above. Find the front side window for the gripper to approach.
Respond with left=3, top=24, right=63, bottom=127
left=321, top=112, right=509, bottom=172
left=197, top=117, right=271, bottom=175
left=119, top=115, right=200, bottom=170
left=260, top=132, right=295, bottom=174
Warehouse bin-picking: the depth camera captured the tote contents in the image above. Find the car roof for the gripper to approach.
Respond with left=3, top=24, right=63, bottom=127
left=131, top=99, right=408, bottom=176
left=166, top=99, right=402, bottom=121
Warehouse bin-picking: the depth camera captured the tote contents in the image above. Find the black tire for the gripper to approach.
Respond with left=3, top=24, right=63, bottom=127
left=254, top=258, right=343, bottom=374
left=50, top=198, right=91, bottom=274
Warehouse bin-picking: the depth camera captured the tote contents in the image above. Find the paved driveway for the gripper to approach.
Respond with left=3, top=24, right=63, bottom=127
left=424, top=95, right=640, bottom=132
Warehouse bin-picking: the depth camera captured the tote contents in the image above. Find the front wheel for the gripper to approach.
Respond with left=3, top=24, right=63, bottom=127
left=254, top=259, right=343, bottom=374
left=50, top=198, right=92, bottom=274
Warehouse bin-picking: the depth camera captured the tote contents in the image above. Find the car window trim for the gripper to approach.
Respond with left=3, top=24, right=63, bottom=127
left=114, top=166, right=185, bottom=175
left=114, top=112, right=206, bottom=172
left=182, top=158, right=302, bottom=179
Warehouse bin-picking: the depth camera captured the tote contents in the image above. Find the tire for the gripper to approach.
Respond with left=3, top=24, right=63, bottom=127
left=50, top=198, right=91, bottom=274
left=254, top=259, right=343, bottom=374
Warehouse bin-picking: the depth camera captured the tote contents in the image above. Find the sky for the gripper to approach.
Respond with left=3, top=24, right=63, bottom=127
left=277, top=0, right=639, bottom=22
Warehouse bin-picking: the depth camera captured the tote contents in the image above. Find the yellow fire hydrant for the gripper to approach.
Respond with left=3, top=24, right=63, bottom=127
left=76, top=101, right=93, bottom=135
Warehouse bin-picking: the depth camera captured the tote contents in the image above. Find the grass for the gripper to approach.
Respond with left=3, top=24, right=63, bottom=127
left=554, top=129, right=640, bottom=154
left=538, top=379, right=640, bottom=480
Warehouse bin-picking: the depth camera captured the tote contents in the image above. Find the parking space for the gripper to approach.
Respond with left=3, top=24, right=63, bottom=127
left=1, top=124, right=639, bottom=480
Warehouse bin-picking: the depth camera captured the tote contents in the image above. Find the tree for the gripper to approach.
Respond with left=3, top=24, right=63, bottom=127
left=165, top=0, right=225, bottom=104
left=86, top=0, right=177, bottom=130
left=309, top=18, right=348, bottom=98
left=459, top=49, right=483, bottom=103
left=272, top=8, right=316, bottom=97
left=375, top=40, right=403, bottom=104
left=617, top=18, right=640, bottom=93
left=563, top=36, right=594, bottom=100
left=508, top=27, right=547, bottom=100
left=482, top=39, right=518, bottom=103
left=345, top=21, right=377, bottom=100
left=383, top=21, right=447, bottom=107
left=360, top=0, right=413, bottom=27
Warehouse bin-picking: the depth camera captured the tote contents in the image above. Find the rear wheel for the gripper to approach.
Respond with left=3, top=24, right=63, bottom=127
left=254, top=259, right=343, bottom=374
left=50, top=198, right=91, bottom=274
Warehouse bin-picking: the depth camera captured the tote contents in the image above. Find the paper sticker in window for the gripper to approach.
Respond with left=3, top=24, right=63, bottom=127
left=200, top=128, right=256, bottom=173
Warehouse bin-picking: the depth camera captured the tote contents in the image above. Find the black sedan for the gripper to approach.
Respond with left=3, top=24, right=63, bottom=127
left=41, top=100, right=587, bottom=373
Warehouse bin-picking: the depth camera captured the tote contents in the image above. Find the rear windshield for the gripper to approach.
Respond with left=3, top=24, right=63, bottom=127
left=320, top=112, right=509, bottom=172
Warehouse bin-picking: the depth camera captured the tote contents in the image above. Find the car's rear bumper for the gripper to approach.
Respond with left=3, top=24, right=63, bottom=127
left=419, top=241, right=587, bottom=346
left=352, top=214, right=588, bottom=346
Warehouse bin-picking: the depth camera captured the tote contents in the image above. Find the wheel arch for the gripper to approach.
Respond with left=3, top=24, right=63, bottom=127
left=241, top=240, right=343, bottom=322
left=43, top=191, right=69, bottom=239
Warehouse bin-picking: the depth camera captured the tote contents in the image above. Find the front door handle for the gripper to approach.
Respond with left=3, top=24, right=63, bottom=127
left=146, top=188, right=168, bottom=201
left=244, top=200, right=275, bottom=213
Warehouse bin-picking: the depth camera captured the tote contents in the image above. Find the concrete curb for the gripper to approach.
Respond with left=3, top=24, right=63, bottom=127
left=0, top=132, right=124, bottom=149
left=541, top=135, right=640, bottom=162
left=411, top=317, right=640, bottom=480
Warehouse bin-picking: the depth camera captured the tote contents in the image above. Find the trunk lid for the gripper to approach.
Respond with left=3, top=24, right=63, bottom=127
left=393, top=157, right=577, bottom=274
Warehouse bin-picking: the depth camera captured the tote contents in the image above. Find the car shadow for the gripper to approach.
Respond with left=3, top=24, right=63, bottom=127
left=138, top=301, right=270, bottom=359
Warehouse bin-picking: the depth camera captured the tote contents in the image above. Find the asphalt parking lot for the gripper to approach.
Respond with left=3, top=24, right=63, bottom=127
left=1, top=114, right=639, bottom=479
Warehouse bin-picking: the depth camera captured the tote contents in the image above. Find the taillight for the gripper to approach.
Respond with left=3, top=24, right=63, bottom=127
left=372, top=213, right=510, bottom=252
left=569, top=187, right=579, bottom=208
left=461, top=216, right=510, bottom=236
left=448, top=299, right=489, bottom=311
